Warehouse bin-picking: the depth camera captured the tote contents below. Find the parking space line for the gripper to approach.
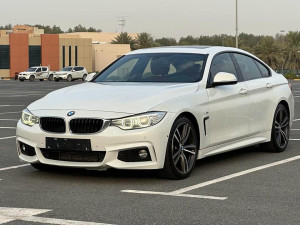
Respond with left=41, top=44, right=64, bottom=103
left=2, top=94, right=44, bottom=97
left=0, top=207, right=114, bottom=225
left=0, top=164, right=30, bottom=172
left=122, top=155, right=300, bottom=199
left=0, top=111, right=21, bottom=115
left=0, top=127, right=16, bottom=129
left=0, top=105, right=24, bottom=107
left=0, top=119, right=19, bottom=121
left=0, top=136, right=16, bottom=140
left=121, top=190, right=227, bottom=200
left=291, top=129, right=300, bottom=131
left=293, top=119, right=300, bottom=122
left=290, top=139, right=300, bottom=141
left=169, top=155, right=300, bottom=195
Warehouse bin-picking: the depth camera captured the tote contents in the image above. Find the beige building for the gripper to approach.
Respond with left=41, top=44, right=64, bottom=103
left=64, top=32, right=137, bottom=72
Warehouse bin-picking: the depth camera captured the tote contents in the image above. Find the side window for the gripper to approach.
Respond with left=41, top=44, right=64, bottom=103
left=74, top=67, right=79, bottom=71
left=255, top=60, right=270, bottom=77
left=42, top=67, right=47, bottom=71
left=233, top=54, right=262, bottom=81
left=210, top=53, right=237, bottom=81
left=36, top=68, right=41, bottom=72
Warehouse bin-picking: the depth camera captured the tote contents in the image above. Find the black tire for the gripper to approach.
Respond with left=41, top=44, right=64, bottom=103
left=54, top=78, right=59, bottom=82
left=67, top=75, right=72, bottom=82
left=82, top=74, right=87, bottom=81
left=39, top=79, right=44, bottom=81
left=31, top=163, right=55, bottom=171
left=29, top=75, right=35, bottom=82
left=19, top=79, right=24, bottom=82
left=260, top=104, right=290, bottom=152
left=48, top=74, right=53, bottom=81
left=159, top=117, right=199, bottom=179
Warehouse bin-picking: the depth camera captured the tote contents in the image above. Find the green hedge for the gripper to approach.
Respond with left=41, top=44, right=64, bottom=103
left=284, top=73, right=298, bottom=80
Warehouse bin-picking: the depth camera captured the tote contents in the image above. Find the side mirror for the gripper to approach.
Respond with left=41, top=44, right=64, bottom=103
left=212, top=72, right=237, bottom=87
left=72, top=70, right=75, bottom=72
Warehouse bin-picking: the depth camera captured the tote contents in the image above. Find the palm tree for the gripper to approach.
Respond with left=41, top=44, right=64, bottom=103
left=254, top=37, right=281, bottom=68
left=285, top=31, right=300, bottom=72
left=223, top=36, right=253, bottom=53
left=135, top=32, right=155, bottom=49
left=111, top=32, right=136, bottom=50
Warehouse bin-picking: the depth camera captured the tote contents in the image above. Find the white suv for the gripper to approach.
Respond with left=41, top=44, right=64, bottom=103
left=54, top=66, right=88, bottom=82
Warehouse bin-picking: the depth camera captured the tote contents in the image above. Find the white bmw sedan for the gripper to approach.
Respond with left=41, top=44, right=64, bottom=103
left=16, top=46, right=294, bottom=179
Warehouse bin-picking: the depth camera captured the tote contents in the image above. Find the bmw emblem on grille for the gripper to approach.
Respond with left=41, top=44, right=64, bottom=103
left=67, top=111, right=75, bottom=116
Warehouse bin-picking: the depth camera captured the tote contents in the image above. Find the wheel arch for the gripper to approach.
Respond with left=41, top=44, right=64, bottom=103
left=278, top=100, right=290, bottom=117
left=175, top=111, right=200, bottom=148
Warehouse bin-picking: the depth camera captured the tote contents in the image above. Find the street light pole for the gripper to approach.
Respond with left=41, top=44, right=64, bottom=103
left=235, top=0, right=238, bottom=48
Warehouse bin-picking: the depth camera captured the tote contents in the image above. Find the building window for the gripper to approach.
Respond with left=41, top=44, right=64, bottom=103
left=62, top=46, right=65, bottom=68
left=75, top=46, right=78, bottom=66
left=29, top=46, right=41, bottom=67
left=0, top=45, right=10, bottom=69
left=69, top=46, right=71, bottom=66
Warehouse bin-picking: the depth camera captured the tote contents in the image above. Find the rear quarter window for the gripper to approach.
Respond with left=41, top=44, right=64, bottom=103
left=255, top=60, right=271, bottom=77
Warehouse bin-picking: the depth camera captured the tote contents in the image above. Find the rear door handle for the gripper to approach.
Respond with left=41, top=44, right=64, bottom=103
left=266, top=83, right=273, bottom=89
left=239, top=88, right=248, bottom=95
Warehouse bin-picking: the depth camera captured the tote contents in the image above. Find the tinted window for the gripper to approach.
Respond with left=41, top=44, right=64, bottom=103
left=29, top=46, right=41, bottom=68
left=75, top=67, right=83, bottom=71
left=36, top=68, right=41, bottom=72
left=255, top=60, right=270, bottom=77
left=42, top=67, right=47, bottom=71
left=94, top=53, right=207, bottom=83
left=234, top=54, right=262, bottom=81
left=0, top=45, right=10, bottom=69
left=210, top=53, right=237, bottom=81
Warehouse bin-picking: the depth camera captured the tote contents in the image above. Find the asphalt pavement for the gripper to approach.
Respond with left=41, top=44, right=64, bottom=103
left=0, top=79, right=299, bottom=225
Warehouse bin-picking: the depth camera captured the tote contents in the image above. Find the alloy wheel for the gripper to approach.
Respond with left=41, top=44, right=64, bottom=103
left=171, top=122, right=197, bottom=174
left=274, top=107, right=289, bottom=148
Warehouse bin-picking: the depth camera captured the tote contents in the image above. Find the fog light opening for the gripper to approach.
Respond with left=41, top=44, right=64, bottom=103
left=138, top=149, right=148, bottom=159
left=19, top=142, right=36, bottom=157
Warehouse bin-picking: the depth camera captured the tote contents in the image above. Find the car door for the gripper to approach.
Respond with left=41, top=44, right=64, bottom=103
left=78, top=67, right=84, bottom=78
left=71, top=67, right=78, bottom=78
left=35, top=67, right=42, bottom=78
left=232, top=53, right=274, bottom=135
left=207, top=53, right=252, bottom=146
left=41, top=67, right=48, bottom=78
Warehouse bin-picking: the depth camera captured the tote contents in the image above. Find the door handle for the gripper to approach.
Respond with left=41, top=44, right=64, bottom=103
left=266, top=83, right=273, bottom=89
left=239, top=88, right=248, bottom=95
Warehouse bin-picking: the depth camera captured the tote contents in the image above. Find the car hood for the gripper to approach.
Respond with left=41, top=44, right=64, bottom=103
left=28, top=82, right=199, bottom=114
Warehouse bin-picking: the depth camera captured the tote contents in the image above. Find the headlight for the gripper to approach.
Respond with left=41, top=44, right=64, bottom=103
left=111, top=112, right=166, bottom=130
left=21, top=109, right=39, bottom=126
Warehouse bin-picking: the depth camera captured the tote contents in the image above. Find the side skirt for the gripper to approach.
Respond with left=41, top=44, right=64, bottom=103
left=197, top=130, right=271, bottom=160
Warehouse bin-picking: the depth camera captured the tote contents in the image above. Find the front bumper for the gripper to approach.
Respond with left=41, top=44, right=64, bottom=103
left=54, top=75, right=67, bottom=80
left=18, top=75, right=30, bottom=80
left=16, top=112, right=174, bottom=170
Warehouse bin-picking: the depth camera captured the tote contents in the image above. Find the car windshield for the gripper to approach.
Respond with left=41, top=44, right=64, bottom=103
left=26, top=68, right=37, bottom=72
left=93, top=53, right=207, bottom=83
left=60, top=67, right=73, bottom=71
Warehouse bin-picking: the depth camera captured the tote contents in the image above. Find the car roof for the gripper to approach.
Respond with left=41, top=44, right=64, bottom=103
left=126, top=46, right=249, bottom=55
